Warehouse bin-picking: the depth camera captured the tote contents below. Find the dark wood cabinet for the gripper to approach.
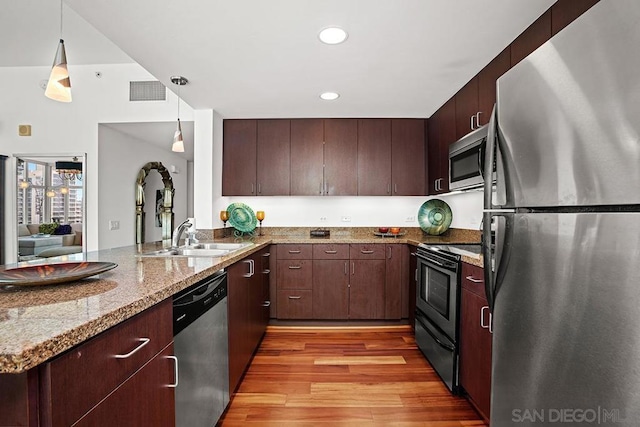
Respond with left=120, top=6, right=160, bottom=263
left=510, top=10, right=552, bottom=67
left=357, top=119, right=392, bottom=195
left=477, top=47, right=511, bottom=125
left=312, top=244, right=350, bottom=320
left=257, top=120, right=290, bottom=195
left=349, top=244, right=386, bottom=319
left=385, top=244, right=408, bottom=320
left=290, top=119, right=324, bottom=196
left=427, top=98, right=454, bottom=194
left=276, top=244, right=313, bottom=318
left=459, top=262, right=491, bottom=422
left=222, top=119, right=257, bottom=196
left=227, top=250, right=270, bottom=393
left=551, top=0, right=600, bottom=35
left=391, top=119, right=426, bottom=196
left=455, top=77, right=480, bottom=140
left=74, top=344, right=175, bottom=427
left=324, top=119, right=358, bottom=195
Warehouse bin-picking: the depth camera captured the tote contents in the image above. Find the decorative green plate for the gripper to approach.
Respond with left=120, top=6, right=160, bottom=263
left=418, top=199, right=453, bottom=235
left=226, top=203, right=257, bottom=233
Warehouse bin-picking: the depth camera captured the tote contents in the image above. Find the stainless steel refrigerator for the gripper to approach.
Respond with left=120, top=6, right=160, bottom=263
left=483, top=0, right=640, bottom=425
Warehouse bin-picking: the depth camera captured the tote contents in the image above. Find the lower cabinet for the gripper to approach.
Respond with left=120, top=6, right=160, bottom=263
left=227, top=247, right=271, bottom=393
left=275, top=243, right=408, bottom=320
left=459, top=262, right=492, bottom=421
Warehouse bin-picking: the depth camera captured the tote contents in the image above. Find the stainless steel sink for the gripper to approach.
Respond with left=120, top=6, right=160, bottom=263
left=138, top=242, right=253, bottom=258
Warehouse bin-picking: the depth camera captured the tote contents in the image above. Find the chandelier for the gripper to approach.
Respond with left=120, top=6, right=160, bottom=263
left=55, top=156, right=82, bottom=181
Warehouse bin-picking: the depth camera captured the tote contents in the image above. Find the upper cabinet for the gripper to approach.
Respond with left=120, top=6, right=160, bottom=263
left=357, top=119, right=392, bottom=196
left=455, top=77, right=479, bottom=140
left=324, top=119, right=358, bottom=196
left=290, top=119, right=324, bottom=196
left=551, top=0, right=600, bottom=36
left=427, top=98, right=455, bottom=195
left=510, top=10, right=551, bottom=67
left=224, top=118, right=426, bottom=197
left=257, top=120, right=290, bottom=195
left=477, top=47, right=511, bottom=125
left=391, top=119, right=426, bottom=196
left=222, top=120, right=257, bottom=196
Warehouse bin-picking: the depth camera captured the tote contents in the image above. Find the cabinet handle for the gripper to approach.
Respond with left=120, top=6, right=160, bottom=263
left=262, top=301, right=271, bottom=307
left=288, top=295, right=302, bottom=300
left=319, top=182, right=323, bottom=194
left=480, top=306, right=490, bottom=329
left=288, top=250, right=301, bottom=254
left=288, top=265, right=302, bottom=270
left=262, top=252, right=271, bottom=257
left=166, top=355, right=178, bottom=388
left=394, top=184, right=398, bottom=194
left=414, top=268, right=418, bottom=283
left=262, top=269, right=271, bottom=274
left=344, top=262, right=348, bottom=275
left=351, top=262, right=355, bottom=275
left=435, top=178, right=442, bottom=192
left=489, top=312, right=493, bottom=334
left=360, top=249, right=374, bottom=254
left=387, top=246, right=392, bottom=259
left=258, top=183, right=261, bottom=194
left=324, top=250, right=337, bottom=254
left=387, top=183, right=391, bottom=194
left=466, top=275, right=483, bottom=283
left=476, top=111, right=483, bottom=127
left=324, top=181, right=328, bottom=196
left=243, top=259, right=253, bottom=277
left=251, top=183, right=255, bottom=194
left=470, top=114, right=476, bottom=130
left=114, top=337, right=150, bottom=359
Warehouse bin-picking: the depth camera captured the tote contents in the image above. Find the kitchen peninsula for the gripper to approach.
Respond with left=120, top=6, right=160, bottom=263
left=0, top=227, right=480, bottom=425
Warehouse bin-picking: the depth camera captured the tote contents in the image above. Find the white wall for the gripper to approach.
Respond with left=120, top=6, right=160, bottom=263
left=0, top=63, right=194, bottom=262
left=97, top=125, right=188, bottom=249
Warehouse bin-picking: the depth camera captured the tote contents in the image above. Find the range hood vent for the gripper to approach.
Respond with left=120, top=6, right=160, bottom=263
left=129, top=81, right=166, bottom=101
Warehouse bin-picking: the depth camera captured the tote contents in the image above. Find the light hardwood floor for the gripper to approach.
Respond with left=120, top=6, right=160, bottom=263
left=219, top=325, right=488, bottom=426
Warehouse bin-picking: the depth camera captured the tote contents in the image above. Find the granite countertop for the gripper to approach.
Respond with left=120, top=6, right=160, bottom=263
left=0, top=227, right=481, bottom=374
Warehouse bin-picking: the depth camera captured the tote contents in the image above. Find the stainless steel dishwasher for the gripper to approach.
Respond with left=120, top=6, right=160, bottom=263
left=173, top=270, right=229, bottom=427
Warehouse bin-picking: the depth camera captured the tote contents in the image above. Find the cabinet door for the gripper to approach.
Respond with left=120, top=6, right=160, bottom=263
left=324, top=119, right=358, bottom=195
left=277, top=290, right=313, bottom=319
left=551, top=0, right=599, bottom=36
left=459, top=288, right=492, bottom=421
left=312, top=260, right=349, bottom=319
left=222, top=120, right=257, bottom=196
left=276, top=260, right=312, bottom=290
left=385, top=244, right=408, bottom=320
left=290, top=119, right=324, bottom=195
left=357, top=119, right=392, bottom=196
left=454, top=77, right=479, bottom=140
left=391, top=119, right=426, bottom=196
left=74, top=344, right=175, bottom=427
left=510, top=10, right=551, bottom=66
left=350, top=259, right=386, bottom=319
left=257, top=119, right=290, bottom=195
left=227, top=258, right=252, bottom=393
left=477, top=47, right=510, bottom=126
left=427, top=113, right=441, bottom=195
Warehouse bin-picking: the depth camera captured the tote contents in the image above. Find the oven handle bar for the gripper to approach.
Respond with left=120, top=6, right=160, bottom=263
left=416, top=314, right=455, bottom=352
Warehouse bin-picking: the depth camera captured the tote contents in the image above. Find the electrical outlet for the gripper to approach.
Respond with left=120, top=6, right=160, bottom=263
left=109, top=220, right=120, bottom=230
left=320, top=217, right=327, bottom=221
left=405, top=215, right=416, bottom=222
left=341, top=216, right=352, bottom=222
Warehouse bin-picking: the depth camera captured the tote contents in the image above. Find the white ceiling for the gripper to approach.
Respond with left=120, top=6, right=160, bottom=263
left=2, top=0, right=556, bottom=119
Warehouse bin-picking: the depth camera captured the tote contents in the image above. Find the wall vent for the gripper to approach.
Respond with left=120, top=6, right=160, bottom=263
left=129, top=81, right=166, bottom=101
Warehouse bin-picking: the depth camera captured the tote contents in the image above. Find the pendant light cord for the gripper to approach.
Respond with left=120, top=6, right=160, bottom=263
left=177, top=83, right=181, bottom=120
left=59, top=0, right=63, bottom=39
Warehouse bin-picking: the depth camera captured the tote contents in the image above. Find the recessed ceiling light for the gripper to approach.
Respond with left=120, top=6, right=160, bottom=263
left=318, top=27, right=348, bottom=45
left=320, top=92, right=340, bottom=100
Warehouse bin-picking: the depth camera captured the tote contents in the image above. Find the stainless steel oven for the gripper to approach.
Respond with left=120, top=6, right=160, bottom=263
left=414, top=244, right=480, bottom=393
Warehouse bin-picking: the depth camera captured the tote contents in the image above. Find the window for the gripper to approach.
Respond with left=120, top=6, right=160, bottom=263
left=17, top=159, right=83, bottom=225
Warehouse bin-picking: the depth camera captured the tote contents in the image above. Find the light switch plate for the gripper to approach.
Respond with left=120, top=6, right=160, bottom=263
left=109, top=220, right=120, bottom=230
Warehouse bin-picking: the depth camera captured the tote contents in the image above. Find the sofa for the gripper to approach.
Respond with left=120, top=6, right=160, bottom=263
left=18, top=223, right=83, bottom=258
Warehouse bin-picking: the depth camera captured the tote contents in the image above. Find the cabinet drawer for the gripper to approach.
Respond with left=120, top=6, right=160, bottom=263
left=462, top=262, right=486, bottom=298
left=40, top=299, right=172, bottom=427
left=349, top=244, right=385, bottom=259
left=277, top=244, right=312, bottom=259
left=277, top=290, right=313, bottom=319
left=312, top=244, right=349, bottom=259
left=276, top=260, right=312, bottom=289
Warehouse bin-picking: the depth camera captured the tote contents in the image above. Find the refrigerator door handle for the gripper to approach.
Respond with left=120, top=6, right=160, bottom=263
left=483, top=212, right=512, bottom=312
left=483, top=105, right=497, bottom=210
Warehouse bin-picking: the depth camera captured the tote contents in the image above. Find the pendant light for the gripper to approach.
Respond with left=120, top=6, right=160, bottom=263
left=45, top=0, right=72, bottom=102
left=171, top=76, right=188, bottom=152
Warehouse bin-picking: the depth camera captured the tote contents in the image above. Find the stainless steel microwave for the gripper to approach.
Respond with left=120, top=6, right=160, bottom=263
left=448, top=124, right=492, bottom=191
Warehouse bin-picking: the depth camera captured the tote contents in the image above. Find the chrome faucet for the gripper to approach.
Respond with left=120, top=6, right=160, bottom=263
left=172, top=219, right=193, bottom=249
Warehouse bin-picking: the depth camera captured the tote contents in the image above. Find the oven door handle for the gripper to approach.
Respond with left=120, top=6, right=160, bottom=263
left=416, top=315, right=455, bottom=352
left=419, top=256, right=456, bottom=271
